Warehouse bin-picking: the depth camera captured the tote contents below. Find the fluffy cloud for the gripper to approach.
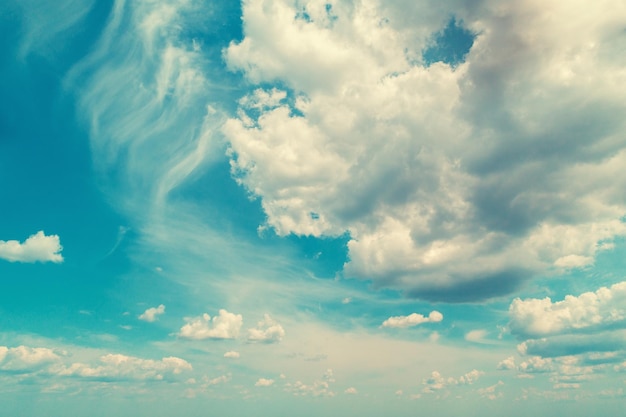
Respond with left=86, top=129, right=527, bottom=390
left=223, top=0, right=626, bottom=301
left=497, top=356, right=516, bottom=370
left=509, top=282, right=626, bottom=338
left=0, top=346, right=60, bottom=372
left=56, top=354, right=192, bottom=381
left=223, top=351, right=240, bottom=359
left=344, top=387, right=358, bottom=394
left=247, top=314, right=285, bottom=343
left=381, top=311, right=443, bottom=328
left=422, top=369, right=484, bottom=393
left=255, top=378, right=274, bottom=387
left=0, top=345, right=191, bottom=382
left=0, top=231, right=63, bottom=263
left=179, top=309, right=243, bottom=340
left=138, top=304, right=166, bottom=322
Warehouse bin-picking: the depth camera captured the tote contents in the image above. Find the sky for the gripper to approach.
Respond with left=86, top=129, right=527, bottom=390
left=1, top=0, right=626, bottom=415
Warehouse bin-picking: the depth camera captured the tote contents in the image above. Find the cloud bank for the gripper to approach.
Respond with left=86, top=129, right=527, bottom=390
left=222, top=0, right=626, bottom=301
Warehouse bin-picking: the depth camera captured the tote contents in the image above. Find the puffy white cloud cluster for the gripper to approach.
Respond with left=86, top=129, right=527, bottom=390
left=509, top=282, right=626, bottom=338
left=0, top=346, right=60, bottom=372
left=0, top=231, right=63, bottom=263
left=284, top=368, right=337, bottom=397
left=247, top=314, right=285, bottom=343
left=0, top=345, right=191, bottom=382
left=223, top=0, right=626, bottom=301
left=255, top=378, right=275, bottom=387
left=422, top=369, right=484, bottom=393
left=381, top=311, right=443, bottom=328
left=178, top=309, right=243, bottom=340
left=138, top=304, right=166, bottom=322
left=56, top=354, right=191, bottom=380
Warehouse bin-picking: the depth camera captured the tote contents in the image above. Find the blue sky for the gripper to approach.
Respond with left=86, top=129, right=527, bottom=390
left=1, top=0, right=626, bottom=415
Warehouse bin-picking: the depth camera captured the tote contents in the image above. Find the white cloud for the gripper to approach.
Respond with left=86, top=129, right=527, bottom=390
left=255, top=378, right=274, bottom=387
left=344, top=387, right=358, bottom=394
left=478, top=381, right=504, bottom=400
left=56, top=354, right=191, bottom=380
left=179, top=309, right=243, bottom=340
left=465, top=329, right=488, bottom=343
left=0, top=346, right=60, bottom=372
left=138, top=304, right=165, bottom=322
left=497, top=356, right=516, bottom=370
left=422, top=369, right=484, bottom=393
left=0, top=345, right=191, bottom=382
left=223, top=351, right=240, bottom=359
left=223, top=0, right=626, bottom=302
left=0, top=231, right=63, bottom=263
left=509, top=281, right=626, bottom=338
left=247, top=314, right=285, bottom=343
left=382, top=311, right=443, bottom=328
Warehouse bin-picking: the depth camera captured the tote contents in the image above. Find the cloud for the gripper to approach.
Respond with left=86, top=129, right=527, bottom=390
left=255, top=378, right=274, bottom=387
left=178, top=309, right=243, bottom=340
left=465, top=329, right=487, bottom=343
left=344, top=387, right=358, bottom=395
left=223, top=0, right=626, bottom=302
left=247, top=314, right=285, bottom=343
left=509, top=281, right=626, bottom=339
left=56, top=354, right=191, bottom=381
left=0, top=231, right=63, bottom=263
left=0, top=345, right=191, bottom=382
left=497, top=356, right=516, bottom=370
left=0, top=346, right=60, bottom=372
left=138, top=304, right=166, bottom=322
left=223, top=351, right=240, bottom=359
left=382, top=311, right=443, bottom=328
left=422, top=369, right=484, bottom=393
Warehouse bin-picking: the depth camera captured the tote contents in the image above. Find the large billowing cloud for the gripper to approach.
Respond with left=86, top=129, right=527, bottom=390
left=0, top=231, right=63, bottom=263
left=222, top=0, right=626, bottom=301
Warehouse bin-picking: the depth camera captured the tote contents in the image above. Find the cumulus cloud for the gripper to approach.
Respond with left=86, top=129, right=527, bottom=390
left=223, top=0, right=626, bottom=301
left=56, top=354, right=192, bottom=381
left=344, top=387, right=358, bottom=394
left=178, top=309, right=243, bottom=340
left=0, top=346, right=60, bottom=372
left=497, top=356, right=516, bottom=370
left=223, top=351, right=240, bottom=359
left=382, top=311, right=443, bottom=328
left=0, top=345, right=191, bottom=382
left=138, top=304, right=165, bottom=322
left=422, top=369, right=484, bottom=393
left=247, top=314, right=285, bottom=343
left=0, top=231, right=63, bottom=263
left=255, top=378, right=274, bottom=387
left=509, top=281, right=626, bottom=338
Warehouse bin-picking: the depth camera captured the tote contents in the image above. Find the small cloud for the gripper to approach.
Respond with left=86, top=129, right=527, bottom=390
left=497, top=356, right=516, bottom=370
left=344, top=387, right=358, bottom=394
left=247, top=314, right=285, bottom=343
left=119, top=325, right=132, bottom=331
left=395, top=389, right=403, bottom=396
left=223, top=351, right=240, bottom=359
left=341, top=297, right=352, bottom=304
left=178, top=309, right=243, bottom=340
left=255, top=378, right=274, bottom=387
left=382, top=311, right=443, bottom=328
left=429, top=331, right=440, bottom=343
left=0, top=231, right=63, bottom=263
left=465, top=329, right=487, bottom=343
left=138, top=304, right=165, bottom=322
